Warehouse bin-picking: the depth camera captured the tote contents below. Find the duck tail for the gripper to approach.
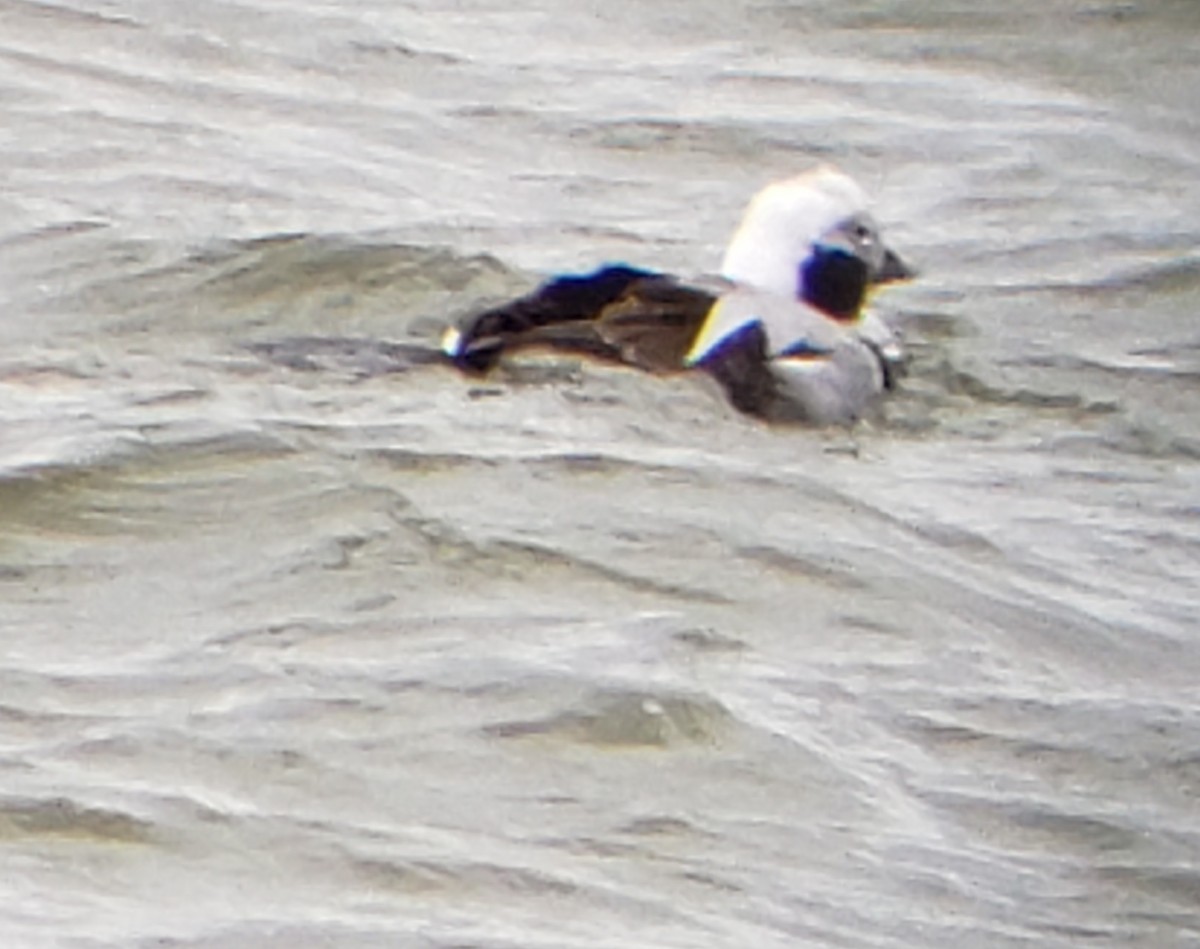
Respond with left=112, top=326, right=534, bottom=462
left=441, top=264, right=658, bottom=372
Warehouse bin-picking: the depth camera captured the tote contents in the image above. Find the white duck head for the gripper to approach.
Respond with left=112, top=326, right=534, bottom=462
left=719, top=166, right=911, bottom=321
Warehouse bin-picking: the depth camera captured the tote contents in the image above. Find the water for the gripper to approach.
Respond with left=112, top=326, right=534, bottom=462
left=1, top=2, right=1198, bottom=947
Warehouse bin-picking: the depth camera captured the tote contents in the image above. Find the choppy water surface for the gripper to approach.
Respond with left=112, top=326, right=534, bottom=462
left=2, top=2, right=1199, bottom=947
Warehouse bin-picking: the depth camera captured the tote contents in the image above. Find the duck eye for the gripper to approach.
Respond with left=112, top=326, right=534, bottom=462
left=853, top=223, right=873, bottom=241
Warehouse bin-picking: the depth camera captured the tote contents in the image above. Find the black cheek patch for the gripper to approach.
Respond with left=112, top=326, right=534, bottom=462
left=800, top=248, right=870, bottom=321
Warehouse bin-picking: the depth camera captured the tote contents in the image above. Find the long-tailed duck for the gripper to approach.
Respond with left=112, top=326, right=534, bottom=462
left=441, top=166, right=913, bottom=424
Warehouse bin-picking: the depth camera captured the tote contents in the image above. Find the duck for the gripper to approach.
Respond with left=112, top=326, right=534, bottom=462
left=441, top=165, right=913, bottom=424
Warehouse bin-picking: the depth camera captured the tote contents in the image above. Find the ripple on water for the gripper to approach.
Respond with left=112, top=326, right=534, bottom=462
left=2, top=2, right=1199, bottom=947
left=0, top=795, right=157, bottom=846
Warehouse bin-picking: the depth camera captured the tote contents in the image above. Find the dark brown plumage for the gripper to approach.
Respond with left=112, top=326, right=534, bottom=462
left=445, top=265, right=720, bottom=375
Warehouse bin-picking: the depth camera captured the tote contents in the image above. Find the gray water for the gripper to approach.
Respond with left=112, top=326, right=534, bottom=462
left=2, top=2, right=1199, bottom=947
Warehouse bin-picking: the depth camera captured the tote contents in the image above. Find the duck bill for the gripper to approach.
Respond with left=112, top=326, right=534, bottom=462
left=875, top=245, right=916, bottom=284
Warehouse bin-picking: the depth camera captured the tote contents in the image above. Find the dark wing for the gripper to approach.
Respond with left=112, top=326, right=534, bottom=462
left=693, top=321, right=779, bottom=419
left=593, top=277, right=717, bottom=372
left=443, top=264, right=717, bottom=374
